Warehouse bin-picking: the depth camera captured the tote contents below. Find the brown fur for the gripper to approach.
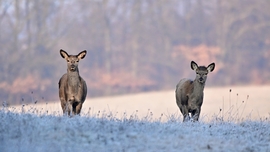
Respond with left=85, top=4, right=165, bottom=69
left=58, top=49, right=87, bottom=116
left=175, top=61, right=215, bottom=122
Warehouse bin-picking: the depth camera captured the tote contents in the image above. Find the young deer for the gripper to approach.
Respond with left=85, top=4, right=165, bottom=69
left=175, top=61, right=215, bottom=122
left=59, top=49, right=87, bottom=116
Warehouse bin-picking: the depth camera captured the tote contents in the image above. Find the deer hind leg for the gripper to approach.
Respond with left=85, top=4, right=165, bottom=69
left=191, top=107, right=201, bottom=121
left=75, top=102, right=83, bottom=115
left=71, top=102, right=79, bottom=115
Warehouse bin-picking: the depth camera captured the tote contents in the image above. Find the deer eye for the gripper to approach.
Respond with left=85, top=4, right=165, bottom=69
left=67, top=59, right=70, bottom=62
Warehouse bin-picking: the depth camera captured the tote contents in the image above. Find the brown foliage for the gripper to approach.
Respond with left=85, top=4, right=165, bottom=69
left=0, top=75, right=51, bottom=94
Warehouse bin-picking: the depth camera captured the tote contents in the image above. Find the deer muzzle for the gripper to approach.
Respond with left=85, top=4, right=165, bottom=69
left=70, top=65, right=76, bottom=71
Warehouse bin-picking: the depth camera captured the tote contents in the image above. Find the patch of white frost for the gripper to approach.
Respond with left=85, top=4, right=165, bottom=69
left=0, top=109, right=269, bottom=152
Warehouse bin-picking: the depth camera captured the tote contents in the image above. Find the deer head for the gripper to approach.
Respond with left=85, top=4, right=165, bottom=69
left=191, top=61, right=215, bottom=84
left=60, top=49, right=87, bottom=72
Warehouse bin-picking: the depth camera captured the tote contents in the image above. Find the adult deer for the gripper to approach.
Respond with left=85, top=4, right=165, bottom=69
left=175, top=61, right=215, bottom=122
left=59, top=49, right=87, bottom=116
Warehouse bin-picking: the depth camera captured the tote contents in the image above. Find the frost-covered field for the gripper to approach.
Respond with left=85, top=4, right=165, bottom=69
left=1, top=86, right=270, bottom=152
left=1, top=108, right=270, bottom=152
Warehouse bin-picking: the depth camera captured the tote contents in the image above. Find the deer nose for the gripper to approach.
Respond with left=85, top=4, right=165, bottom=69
left=199, top=77, right=203, bottom=81
left=71, top=64, right=76, bottom=68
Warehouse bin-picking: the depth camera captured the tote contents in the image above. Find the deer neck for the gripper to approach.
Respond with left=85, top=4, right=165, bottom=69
left=192, top=79, right=205, bottom=96
left=67, top=69, right=80, bottom=93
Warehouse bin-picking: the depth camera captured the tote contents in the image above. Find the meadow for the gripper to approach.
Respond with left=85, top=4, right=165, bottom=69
left=1, top=85, right=269, bottom=151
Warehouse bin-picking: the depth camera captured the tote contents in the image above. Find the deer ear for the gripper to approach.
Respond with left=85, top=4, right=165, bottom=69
left=77, top=50, right=87, bottom=59
left=207, top=63, right=215, bottom=72
left=191, top=61, right=198, bottom=70
left=60, top=49, right=69, bottom=59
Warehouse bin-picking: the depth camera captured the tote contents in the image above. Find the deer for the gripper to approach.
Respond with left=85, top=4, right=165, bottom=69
left=175, top=61, right=215, bottom=122
left=58, top=49, right=87, bottom=116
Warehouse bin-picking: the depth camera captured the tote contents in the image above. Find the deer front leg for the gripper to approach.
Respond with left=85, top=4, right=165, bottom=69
left=68, top=102, right=74, bottom=116
left=181, top=105, right=190, bottom=122
left=60, top=97, right=70, bottom=115
left=62, top=102, right=71, bottom=116
left=61, top=101, right=67, bottom=113
left=67, top=97, right=75, bottom=116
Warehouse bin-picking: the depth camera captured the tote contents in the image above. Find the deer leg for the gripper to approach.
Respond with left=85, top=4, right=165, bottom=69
left=67, top=100, right=74, bottom=116
left=62, top=103, right=71, bottom=116
left=75, top=102, right=83, bottom=115
left=61, top=99, right=70, bottom=115
left=71, top=103, right=77, bottom=116
left=181, top=106, right=190, bottom=122
left=191, top=108, right=201, bottom=121
left=71, top=102, right=81, bottom=115
left=61, top=102, right=66, bottom=114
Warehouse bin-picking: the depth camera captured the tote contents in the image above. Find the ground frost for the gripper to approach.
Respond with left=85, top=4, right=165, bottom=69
left=0, top=110, right=269, bottom=152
